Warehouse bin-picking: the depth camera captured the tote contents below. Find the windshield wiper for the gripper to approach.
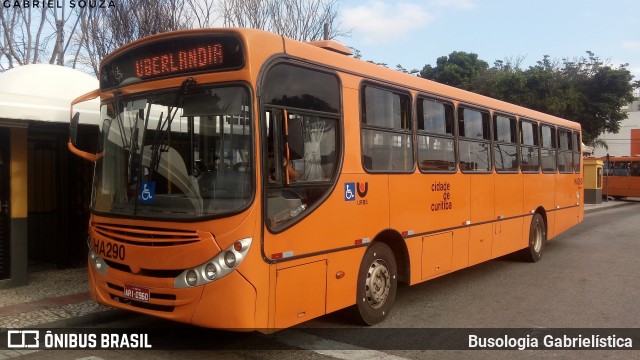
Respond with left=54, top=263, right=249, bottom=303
left=112, top=90, right=129, bottom=150
left=146, top=77, right=196, bottom=182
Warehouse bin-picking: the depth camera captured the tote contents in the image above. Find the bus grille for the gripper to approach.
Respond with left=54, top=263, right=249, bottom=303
left=92, top=223, right=202, bottom=247
left=102, top=259, right=186, bottom=278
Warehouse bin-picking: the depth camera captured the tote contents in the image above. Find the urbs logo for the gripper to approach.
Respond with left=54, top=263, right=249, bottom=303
left=345, top=182, right=368, bottom=205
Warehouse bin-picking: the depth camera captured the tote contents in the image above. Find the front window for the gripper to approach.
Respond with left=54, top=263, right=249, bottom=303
left=92, top=85, right=253, bottom=218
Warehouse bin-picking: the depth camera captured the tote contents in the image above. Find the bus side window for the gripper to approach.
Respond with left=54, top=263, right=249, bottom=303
left=417, top=98, right=456, bottom=172
left=540, top=124, right=557, bottom=173
left=458, top=107, right=491, bottom=172
left=520, top=120, right=540, bottom=173
left=557, top=129, right=573, bottom=173
left=572, top=132, right=581, bottom=173
left=494, top=115, right=518, bottom=172
left=361, top=85, right=413, bottom=173
left=612, top=161, right=629, bottom=176
left=265, top=110, right=284, bottom=184
left=286, top=113, right=337, bottom=183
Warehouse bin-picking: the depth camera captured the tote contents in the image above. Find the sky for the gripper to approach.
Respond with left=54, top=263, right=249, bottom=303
left=336, top=0, right=640, bottom=82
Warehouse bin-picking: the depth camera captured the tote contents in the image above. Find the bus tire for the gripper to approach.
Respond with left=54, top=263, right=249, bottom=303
left=522, top=213, right=546, bottom=262
left=353, top=242, right=397, bottom=325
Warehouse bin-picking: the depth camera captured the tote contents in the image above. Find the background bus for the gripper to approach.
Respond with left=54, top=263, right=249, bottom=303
left=599, top=156, right=640, bottom=198
left=69, top=28, right=584, bottom=331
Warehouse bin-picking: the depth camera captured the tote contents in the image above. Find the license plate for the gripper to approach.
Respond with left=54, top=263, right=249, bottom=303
left=124, top=284, right=150, bottom=302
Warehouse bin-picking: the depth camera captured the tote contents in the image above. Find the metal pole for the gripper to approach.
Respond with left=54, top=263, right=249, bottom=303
left=605, top=153, right=610, bottom=202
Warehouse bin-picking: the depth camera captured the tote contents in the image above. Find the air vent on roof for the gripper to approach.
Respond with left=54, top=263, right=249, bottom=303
left=307, top=40, right=353, bottom=56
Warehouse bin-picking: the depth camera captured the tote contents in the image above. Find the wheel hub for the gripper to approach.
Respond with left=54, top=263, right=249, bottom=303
left=366, top=259, right=391, bottom=309
left=533, top=221, right=544, bottom=253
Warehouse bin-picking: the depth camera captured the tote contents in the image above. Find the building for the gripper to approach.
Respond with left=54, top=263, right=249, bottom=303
left=593, top=98, right=640, bottom=157
left=0, top=64, right=99, bottom=288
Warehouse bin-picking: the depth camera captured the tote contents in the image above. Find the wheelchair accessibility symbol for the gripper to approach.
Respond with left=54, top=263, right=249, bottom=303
left=140, top=181, right=156, bottom=204
left=344, top=183, right=356, bottom=201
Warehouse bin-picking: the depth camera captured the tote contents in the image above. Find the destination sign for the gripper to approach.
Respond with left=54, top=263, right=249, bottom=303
left=100, top=34, right=244, bottom=90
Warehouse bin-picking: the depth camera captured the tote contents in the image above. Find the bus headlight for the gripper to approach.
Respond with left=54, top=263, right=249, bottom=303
left=174, top=237, right=252, bottom=288
left=88, top=240, right=108, bottom=276
left=224, top=251, right=236, bottom=268
left=186, top=270, right=198, bottom=287
left=205, top=263, right=217, bottom=280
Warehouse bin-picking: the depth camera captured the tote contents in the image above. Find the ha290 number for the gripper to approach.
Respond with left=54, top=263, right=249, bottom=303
left=93, top=239, right=126, bottom=261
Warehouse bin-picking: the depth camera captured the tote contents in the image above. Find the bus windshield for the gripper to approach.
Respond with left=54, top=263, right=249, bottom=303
left=92, top=85, right=253, bottom=219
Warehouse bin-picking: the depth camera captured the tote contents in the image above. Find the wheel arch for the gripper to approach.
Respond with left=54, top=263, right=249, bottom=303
left=535, top=206, right=548, bottom=234
left=371, top=229, right=410, bottom=285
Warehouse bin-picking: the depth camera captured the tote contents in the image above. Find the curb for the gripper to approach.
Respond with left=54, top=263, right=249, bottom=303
left=584, top=200, right=636, bottom=214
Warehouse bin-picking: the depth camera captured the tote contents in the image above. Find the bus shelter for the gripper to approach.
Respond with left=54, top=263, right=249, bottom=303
left=0, top=64, right=99, bottom=288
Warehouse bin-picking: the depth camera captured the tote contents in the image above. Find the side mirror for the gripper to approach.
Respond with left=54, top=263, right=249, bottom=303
left=68, top=89, right=100, bottom=162
left=287, top=117, right=304, bottom=160
left=70, top=112, right=80, bottom=146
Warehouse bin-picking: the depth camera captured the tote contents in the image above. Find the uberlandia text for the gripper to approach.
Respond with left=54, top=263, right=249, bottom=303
left=469, top=334, right=632, bottom=350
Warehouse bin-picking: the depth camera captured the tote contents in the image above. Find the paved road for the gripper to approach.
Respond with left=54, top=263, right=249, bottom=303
left=9, top=203, right=640, bottom=359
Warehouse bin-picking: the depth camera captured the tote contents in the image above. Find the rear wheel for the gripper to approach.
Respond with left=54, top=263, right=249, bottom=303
left=521, top=213, right=546, bottom=262
left=353, top=242, right=397, bottom=325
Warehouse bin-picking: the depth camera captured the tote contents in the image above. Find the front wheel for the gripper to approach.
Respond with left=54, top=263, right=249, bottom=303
left=521, top=213, right=546, bottom=262
left=353, top=242, right=397, bottom=325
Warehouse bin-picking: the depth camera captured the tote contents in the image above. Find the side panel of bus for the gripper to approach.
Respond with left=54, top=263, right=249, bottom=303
left=493, top=173, right=524, bottom=257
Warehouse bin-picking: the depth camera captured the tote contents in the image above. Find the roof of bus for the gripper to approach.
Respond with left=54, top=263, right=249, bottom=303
left=281, top=34, right=581, bottom=131
left=102, top=28, right=580, bottom=131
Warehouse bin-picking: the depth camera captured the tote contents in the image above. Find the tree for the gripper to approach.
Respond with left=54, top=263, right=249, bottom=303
left=517, top=52, right=636, bottom=144
left=219, top=0, right=349, bottom=41
left=48, top=5, right=83, bottom=66
left=186, top=0, right=219, bottom=28
left=419, top=50, right=638, bottom=145
left=420, top=51, right=489, bottom=90
left=2, top=0, right=350, bottom=75
left=579, top=61, right=636, bottom=143
left=396, top=64, right=408, bottom=73
left=77, top=0, right=190, bottom=76
left=0, top=4, right=84, bottom=71
left=480, top=58, right=528, bottom=105
left=0, top=6, right=50, bottom=70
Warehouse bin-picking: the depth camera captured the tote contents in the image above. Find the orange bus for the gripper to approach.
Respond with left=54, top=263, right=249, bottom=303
left=68, top=28, right=584, bottom=331
left=600, top=156, right=640, bottom=198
